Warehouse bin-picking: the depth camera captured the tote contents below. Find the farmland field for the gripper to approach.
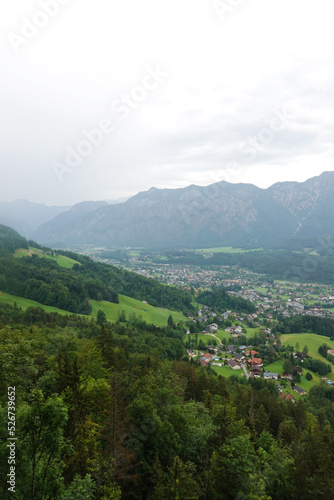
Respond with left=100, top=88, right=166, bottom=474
left=280, top=333, right=334, bottom=362
left=91, top=294, right=187, bottom=327
left=14, top=247, right=80, bottom=269
left=211, top=364, right=245, bottom=378
left=280, top=333, right=334, bottom=381
left=263, top=358, right=323, bottom=395
left=0, top=290, right=186, bottom=327
left=195, top=246, right=262, bottom=254
left=0, top=291, right=71, bottom=315
left=215, top=329, right=231, bottom=341
left=263, top=359, right=285, bottom=374
left=184, top=333, right=220, bottom=346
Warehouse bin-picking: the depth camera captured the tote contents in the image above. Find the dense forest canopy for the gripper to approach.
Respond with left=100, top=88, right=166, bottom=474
left=278, top=314, right=334, bottom=338
left=1, top=301, right=334, bottom=498
left=197, top=286, right=256, bottom=314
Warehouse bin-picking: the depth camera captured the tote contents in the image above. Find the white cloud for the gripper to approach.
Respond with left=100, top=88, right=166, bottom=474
left=0, top=0, right=333, bottom=204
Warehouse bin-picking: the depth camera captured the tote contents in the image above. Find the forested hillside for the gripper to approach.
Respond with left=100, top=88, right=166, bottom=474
left=1, top=301, right=334, bottom=499
left=70, top=253, right=194, bottom=314
left=0, top=255, right=118, bottom=314
left=278, top=314, right=334, bottom=338
left=197, top=286, right=256, bottom=313
left=0, top=225, right=194, bottom=315
left=0, top=224, right=28, bottom=257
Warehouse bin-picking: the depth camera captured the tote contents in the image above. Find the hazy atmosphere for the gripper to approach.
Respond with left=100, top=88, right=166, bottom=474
left=1, top=0, right=334, bottom=205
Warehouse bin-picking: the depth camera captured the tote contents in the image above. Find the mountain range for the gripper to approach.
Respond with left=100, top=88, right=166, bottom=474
left=3, top=172, right=334, bottom=249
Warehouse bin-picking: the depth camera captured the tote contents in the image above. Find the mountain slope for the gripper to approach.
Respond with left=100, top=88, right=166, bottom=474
left=33, top=171, right=334, bottom=249
left=0, top=224, right=194, bottom=315
left=33, top=200, right=108, bottom=243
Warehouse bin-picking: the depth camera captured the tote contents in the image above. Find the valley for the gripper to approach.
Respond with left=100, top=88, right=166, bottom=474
left=2, top=215, right=334, bottom=498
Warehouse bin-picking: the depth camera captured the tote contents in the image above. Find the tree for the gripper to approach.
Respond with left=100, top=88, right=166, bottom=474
left=318, top=343, right=328, bottom=359
left=118, top=310, right=126, bottom=322
left=306, top=372, right=313, bottom=381
left=150, top=456, right=202, bottom=499
left=97, top=309, right=107, bottom=325
left=210, top=435, right=256, bottom=499
left=302, top=345, right=308, bottom=356
left=61, top=474, right=96, bottom=499
left=19, top=390, right=68, bottom=499
left=198, top=339, right=206, bottom=351
left=283, top=360, right=292, bottom=375
left=168, top=314, right=174, bottom=327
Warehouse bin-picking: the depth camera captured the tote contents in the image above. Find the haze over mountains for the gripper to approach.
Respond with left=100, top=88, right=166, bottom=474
left=0, top=198, right=127, bottom=239
left=2, top=172, right=334, bottom=249
left=0, top=200, right=69, bottom=238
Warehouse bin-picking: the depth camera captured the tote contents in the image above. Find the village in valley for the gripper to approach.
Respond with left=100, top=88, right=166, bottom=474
left=72, top=247, right=334, bottom=400
left=183, top=291, right=334, bottom=401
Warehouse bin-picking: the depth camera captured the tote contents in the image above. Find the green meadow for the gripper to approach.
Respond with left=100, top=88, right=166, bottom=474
left=280, top=333, right=334, bottom=363
left=263, top=359, right=322, bottom=396
left=90, top=294, right=187, bottom=327
left=215, top=329, right=231, bottom=341
left=280, top=333, right=334, bottom=382
left=0, top=291, right=71, bottom=315
left=263, top=359, right=285, bottom=374
left=254, top=287, right=269, bottom=294
left=184, top=333, right=219, bottom=346
left=14, top=247, right=80, bottom=269
left=195, top=247, right=262, bottom=254
left=0, top=290, right=187, bottom=327
left=212, top=364, right=245, bottom=378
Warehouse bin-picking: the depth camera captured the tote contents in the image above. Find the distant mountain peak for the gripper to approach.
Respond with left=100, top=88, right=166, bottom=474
left=26, top=171, right=334, bottom=250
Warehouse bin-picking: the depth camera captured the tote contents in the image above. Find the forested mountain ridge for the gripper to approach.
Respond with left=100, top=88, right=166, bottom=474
left=32, top=171, right=334, bottom=249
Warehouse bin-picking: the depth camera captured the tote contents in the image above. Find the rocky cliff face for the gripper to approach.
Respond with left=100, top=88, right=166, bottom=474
left=32, top=172, right=334, bottom=249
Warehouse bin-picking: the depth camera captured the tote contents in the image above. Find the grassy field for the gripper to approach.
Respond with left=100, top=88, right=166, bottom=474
left=91, top=294, right=187, bottom=327
left=280, top=333, right=334, bottom=363
left=244, top=327, right=259, bottom=337
left=215, top=326, right=258, bottom=342
left=263, top=358, right=322, bottom=395
left=195, top=247, right=262, bottom=254
left=254, top=287, right=269, bottom=294
left=0, top=290, right=187, bottom=327
left=0, top=291, right=71, bottom=315
left=14, top=247, right=80, bottom=269
left=280, top=333, right=334, bottom=382
left=212, top=364, right=245, bottom=378
left=184, top=333, right=220, bottom=346
left=263, top=359, right=285, bottom=374
left=215, top=329, right=231, bottom=341
left=40, top=253, right=80, bottom=269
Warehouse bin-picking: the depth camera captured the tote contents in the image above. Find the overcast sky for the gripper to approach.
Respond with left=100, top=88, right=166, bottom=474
left=1, top=0, right=334, bottom=206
